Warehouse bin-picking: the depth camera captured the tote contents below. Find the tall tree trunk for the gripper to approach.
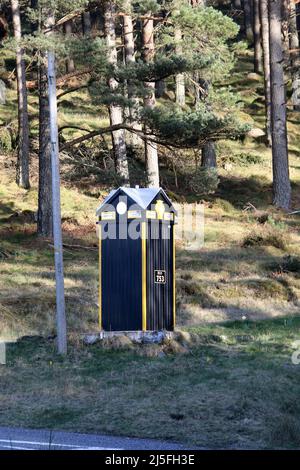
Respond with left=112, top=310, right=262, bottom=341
left=82, top=11, right=91, bottom=36
left=201, top=141, right=217, bottom=168
left=104, top=1, right=129, bottom=185
left=192, top=0, right=204, bottom=103
left=64, top=20, right=75, bottom=73
left=233, top=0, right=242, bottom=8
left=244, top=0, right=254, bottom=42
left=269, top=0, right=291, bottom=209
left=0, top=14, right=8, bottom=41
left=175, top=28, right=185, bottom=106
left=91, top=11, right=103, bottom=37
left=123, top=0, right=142, bottom=147
left=191, top=0, right=216, bottom=168
left=37, top=9, right=55, bottom=237
left=11, top=0, right=30, bottom=189
left=260, top=0, right=272, bottom=146
left=289, top=0, right=300, bottom=111
left=155, top=80, right=165, bottom=98
left=199, top=79, right=217, bottom=168
left=143, top=13, right=159, bottom=187
left=281, top=0, right=290, bottom=59
left=253, top=0, right=262, bottom=72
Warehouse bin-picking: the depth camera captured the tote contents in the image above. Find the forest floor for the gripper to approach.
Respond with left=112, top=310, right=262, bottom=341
left=1, top=51, right=300, bottom=448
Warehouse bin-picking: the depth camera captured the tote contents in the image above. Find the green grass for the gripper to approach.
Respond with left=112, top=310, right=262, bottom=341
left=1, top=318, right=300, bottom=449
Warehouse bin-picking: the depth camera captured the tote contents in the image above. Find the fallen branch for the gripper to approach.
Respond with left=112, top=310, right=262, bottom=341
left=49, top=243, right=97, bottom=252
left=243, top=202, right=258, bottom=212
left=58, top=125, right=92, bottom=134
left=27, top=68, right=92, bottom=90
left=58, top=84, right=89, bottom=100
left=288, top=210, right=300, bottom=215
left=0, top=249, right=12, bottom=259
left=60, top=121, right=241, bottom=150
left=60, top=123, right=149, bottom=150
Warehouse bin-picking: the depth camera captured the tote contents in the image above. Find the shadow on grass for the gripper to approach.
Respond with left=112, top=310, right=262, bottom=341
left=0, top=201, right=15, bottom=220
left=177, top=245, right=299, bottom=324
left=215, top=175, right=272, bottom=209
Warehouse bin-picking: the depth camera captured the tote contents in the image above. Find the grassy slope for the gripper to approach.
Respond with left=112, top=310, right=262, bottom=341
left=1, top=50, right=300, bottom=447
left=1, top=320, right=300, bottom=449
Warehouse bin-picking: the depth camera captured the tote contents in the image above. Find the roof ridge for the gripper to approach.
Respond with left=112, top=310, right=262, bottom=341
left=96, top=187, right=177, bottom=215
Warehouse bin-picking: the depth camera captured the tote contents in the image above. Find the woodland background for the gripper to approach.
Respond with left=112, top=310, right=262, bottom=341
left=1, top=0, right=300, bottom=449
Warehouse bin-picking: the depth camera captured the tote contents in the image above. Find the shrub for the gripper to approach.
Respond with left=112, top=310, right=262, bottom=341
left=282, top=256, right=300, bottom=274
left=242, top=225, right=289, bottom=250
left=244, top=279, right=289, bottom=300
left=216, top=142, right=263, bottom=167
left=0, top=127, right=13, bottom=152
left=188, top=167, right=219, bottom=195
left=267, top=255, right=300, bottom=276
left=214, top=198, right=235, bottom=213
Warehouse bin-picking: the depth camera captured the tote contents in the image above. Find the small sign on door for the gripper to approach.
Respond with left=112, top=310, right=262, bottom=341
left=154, top=270, right=166, bottom=284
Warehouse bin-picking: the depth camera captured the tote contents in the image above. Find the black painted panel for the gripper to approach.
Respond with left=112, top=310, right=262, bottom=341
left=146, top=222, right=173, bottom=331
left=102, top=224, right=142, bottom=331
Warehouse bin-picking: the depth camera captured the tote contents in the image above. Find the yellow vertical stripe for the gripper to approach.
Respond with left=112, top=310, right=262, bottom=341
left=98, top=223, right=102, bottom=330
left=173, top=225, right=176, bottom=329
left=142, top=222, right=147, bottom=331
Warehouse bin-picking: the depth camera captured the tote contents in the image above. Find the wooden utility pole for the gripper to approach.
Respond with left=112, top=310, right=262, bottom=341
left=47, top=50, right=67, bottom=355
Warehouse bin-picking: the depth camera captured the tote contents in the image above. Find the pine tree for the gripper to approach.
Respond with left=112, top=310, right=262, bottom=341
left=243, top=0, right=253, bottom=42
left=233, top=0, right=242, bottom=8
left=269, top=0, right=291, bottom=209
left=142, top=11, right=159, bottom=187
left=11, top=0, right=30, bottom=189
left=104, top=0, right=129, bottom=185
left=188, top=0, right=217, bottom=168
left=289, top=0, right=300, bottom=111
left=35, top=0, right=88, bottom=236
left=174, top=26, right=185, bottom=107
left=64, top=20, right=75, bottom=73
left=281, top=0, right=290, bottom=59
left=24, top=0, right=247, bottom=192
left=122, top=0, right=142, bottom=147
left=260, top=0, right=272, bottom=146
left=253, top=0, right=262, bottom=73
left=37, top=5, right=54, bottom=237
left=82, top=11, right=92, bottom=35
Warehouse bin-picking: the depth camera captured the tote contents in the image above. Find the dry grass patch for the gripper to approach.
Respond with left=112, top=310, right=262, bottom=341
left=242, top=225, right=290, bottom=250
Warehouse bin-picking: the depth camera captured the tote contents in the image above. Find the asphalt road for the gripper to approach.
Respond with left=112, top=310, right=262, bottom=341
left=0, top=427, right=189, bottom=451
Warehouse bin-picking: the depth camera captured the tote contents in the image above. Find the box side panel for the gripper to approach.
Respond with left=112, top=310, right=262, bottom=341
left=102, top=232, right=142, bottom=331
left=146, top=222, right=173, bottom=331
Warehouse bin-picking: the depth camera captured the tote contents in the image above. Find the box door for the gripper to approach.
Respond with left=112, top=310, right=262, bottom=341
left=146, top=221, right=173, bottom=330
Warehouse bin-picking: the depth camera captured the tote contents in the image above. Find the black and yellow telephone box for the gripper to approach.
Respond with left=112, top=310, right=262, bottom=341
left=96, top=187, right=177, bottom=332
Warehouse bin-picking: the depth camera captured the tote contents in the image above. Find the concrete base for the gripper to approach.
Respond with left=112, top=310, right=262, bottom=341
left=83, top=330, right=174, bottom=345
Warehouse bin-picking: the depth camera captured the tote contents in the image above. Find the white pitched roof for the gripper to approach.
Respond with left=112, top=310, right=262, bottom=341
left=121, top=187, right=160, bottom=209
left=96, top=187, right=176, bottom=215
